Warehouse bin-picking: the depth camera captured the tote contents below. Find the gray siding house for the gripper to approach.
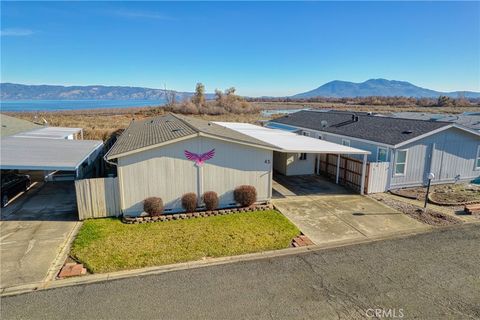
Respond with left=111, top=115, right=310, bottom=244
left=269, top=110, right=480, bottom=190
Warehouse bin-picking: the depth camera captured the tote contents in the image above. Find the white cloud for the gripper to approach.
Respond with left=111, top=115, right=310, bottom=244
left=1, top=28, right=35, bottom=37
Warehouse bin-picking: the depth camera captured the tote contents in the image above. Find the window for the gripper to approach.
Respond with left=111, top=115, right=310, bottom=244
left=395, top=150, right=407, bottom=175
left=476, top=145, right=480, bottom=169
left=302, top=131, right=310, bottom=137
left=342, top=139, right=350, bottom=147
left=299, top=153, right=307, bottom=160
left=377, top=147, right=388, bottom=162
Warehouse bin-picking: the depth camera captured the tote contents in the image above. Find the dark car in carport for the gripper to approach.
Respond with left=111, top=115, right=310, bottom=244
left=1, top=173, right=31, bottom=207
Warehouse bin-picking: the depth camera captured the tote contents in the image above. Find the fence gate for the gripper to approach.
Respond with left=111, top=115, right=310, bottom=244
left=75, top=177, right=120, bottom=220
left=367, top=162, right=389, bottom=193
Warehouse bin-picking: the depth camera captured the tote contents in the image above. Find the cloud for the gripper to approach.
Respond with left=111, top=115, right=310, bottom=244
left=112, top=10, right=173, bottom=21
left=1, top=28, right=35, bottom=37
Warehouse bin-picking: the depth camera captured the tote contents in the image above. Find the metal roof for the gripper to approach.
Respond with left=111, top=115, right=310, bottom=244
left=0, top=137, right=103, bottom=171
left=0, top=114, right=43, bottom=137
left=106, top=113, right=276, bottom=159
left=270, top=110, right=451, bottom=146
left=214, top=122, right=370, bottom=154
left=11, top=126, right=82, bottom=139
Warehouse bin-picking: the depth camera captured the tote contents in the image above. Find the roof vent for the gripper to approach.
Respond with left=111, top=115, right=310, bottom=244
left=402, top=130, right=413, bottom=134
left=321, top=120, right=328, bottom=128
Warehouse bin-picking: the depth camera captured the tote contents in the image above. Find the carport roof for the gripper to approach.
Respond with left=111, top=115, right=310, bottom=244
left=0, top=137, right=103, bottom=171
left=214, top=122, right=370, bottom=154
left=11, top=126, right=82, bottom=139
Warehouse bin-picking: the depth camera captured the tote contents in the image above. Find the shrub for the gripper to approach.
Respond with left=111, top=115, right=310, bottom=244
left=203, top=191, right=219, bottom=211
left=181, top=193, right=197, bottom=213
left=143, top=197, right=164, bottom=216
left=234, top=185, right=257, bottom=207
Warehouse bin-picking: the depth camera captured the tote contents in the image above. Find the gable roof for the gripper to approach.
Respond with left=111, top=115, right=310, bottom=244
left=106, top=113, right=276, bottom=159
left=270, top=110, right=453, bottom=146
left=0, top=114, right=43, bottom=137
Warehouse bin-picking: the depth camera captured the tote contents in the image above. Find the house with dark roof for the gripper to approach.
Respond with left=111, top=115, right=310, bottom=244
left=105, top=113, right=370, bottom=215
left=269, top=110, right=480, bottom=190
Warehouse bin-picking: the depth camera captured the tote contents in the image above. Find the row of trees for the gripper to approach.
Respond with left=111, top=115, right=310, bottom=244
left=248, top=96, right=479, bottom=108
left=167, top=83, right=258, bottom=115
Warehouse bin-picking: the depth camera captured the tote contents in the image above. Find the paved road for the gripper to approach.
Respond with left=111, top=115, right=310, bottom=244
left=2, top=225, right=480, bottom=320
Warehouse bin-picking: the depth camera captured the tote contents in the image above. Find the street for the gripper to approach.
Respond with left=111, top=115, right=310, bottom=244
left=2, top=224, right=480, bottom=320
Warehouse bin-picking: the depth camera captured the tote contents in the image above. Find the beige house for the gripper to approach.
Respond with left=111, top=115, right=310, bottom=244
left=105, top=114, right=276, bottom=215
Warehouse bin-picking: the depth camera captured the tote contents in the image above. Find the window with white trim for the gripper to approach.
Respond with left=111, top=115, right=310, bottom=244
left=395, top=150, right=407, bottom=175
left=377, top=147, right=388, bottom=162
left=342, top=139, right=350, bottom=147
left=299, top=153, right=307, bottom=160
left=302, top=131, right=310, bottom=137
left=476, top=145, right=480, bottom=169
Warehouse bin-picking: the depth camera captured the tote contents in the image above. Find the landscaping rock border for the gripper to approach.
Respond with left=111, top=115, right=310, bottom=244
left=122, top=204, right=274, bottom=224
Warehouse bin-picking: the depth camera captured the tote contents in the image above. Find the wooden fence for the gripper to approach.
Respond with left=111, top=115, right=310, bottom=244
left=75, top=177, right=120, bottom=220
left=318, top=154, right=389, bottom=194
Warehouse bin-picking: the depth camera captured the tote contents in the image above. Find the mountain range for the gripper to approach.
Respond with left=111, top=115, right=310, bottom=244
left=1, top=79, right=479, bottom=100
left=0, top=83, right=215, bottom=101
left=292, top=79, right=480, bottom=99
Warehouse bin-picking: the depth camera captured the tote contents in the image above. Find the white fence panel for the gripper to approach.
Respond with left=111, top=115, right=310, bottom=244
left=367, top=162, right=389, bottom=193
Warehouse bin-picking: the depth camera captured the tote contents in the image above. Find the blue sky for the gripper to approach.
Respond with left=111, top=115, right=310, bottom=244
left=1, top=1, right=479, bottom=96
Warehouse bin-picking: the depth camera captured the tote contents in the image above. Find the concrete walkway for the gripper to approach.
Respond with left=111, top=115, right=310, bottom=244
left=273, top=194, right=429, bottom=245
left=0, top=182, right=79, bottom=289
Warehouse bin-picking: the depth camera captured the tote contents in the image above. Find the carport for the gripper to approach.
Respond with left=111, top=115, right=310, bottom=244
left=215, top=122, right=370, bottom=194
left=0, top=137, right=103, bottom=180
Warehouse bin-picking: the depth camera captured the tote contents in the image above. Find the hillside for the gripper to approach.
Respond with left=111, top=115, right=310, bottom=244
left=292, top=79, right=480, bottom=99
left=0, top=83, right=214, bottom=101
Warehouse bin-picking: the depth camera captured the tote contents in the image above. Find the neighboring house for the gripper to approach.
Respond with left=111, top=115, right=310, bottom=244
left=268, top=110, right=480, bottom=189
left=105, top=113, right=368, bottom=215
left=390, top=112, right=480, bottom=132
left=0, top=114, right=102, bottom=181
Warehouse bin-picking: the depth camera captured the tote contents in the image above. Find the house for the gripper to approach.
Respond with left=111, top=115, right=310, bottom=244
left=104, top=113, right=369, bottom=215
left=268, top=110, right=480, bottom=190
left=390, top=112, right=480, bottom=132
left=0, top=114, right=102, bottom=181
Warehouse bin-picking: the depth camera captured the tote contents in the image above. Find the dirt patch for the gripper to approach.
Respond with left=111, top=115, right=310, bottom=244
left=390, top=183, right=480, bottom=205
left=371, top=194, right=462, bottom=226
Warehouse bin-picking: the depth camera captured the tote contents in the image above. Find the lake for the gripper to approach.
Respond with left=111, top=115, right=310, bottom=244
left=0, top=99, right=167, bottom=112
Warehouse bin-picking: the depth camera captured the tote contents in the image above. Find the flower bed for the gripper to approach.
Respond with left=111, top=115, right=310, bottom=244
left=122, top=204, right=273, bottom=224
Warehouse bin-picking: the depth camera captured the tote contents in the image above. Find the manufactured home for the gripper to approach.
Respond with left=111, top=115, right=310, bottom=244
left=268, top=110, right=480, bottom=190
left=105, top=114, right=369, bottom=215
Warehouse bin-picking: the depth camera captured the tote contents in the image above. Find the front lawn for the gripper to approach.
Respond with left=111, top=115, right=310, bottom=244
left=71, top=210, right=300, bottom=273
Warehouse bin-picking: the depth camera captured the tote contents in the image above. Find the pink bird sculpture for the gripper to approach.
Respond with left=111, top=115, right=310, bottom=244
left=184, top=149, right=215, bottom=166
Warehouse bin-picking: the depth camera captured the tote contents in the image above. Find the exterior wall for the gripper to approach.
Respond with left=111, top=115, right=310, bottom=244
left=390, top=127, right=480, bottom=188
left=117, top=136, right=272, bottom=215
left=273, top=151, right=315, bottom=176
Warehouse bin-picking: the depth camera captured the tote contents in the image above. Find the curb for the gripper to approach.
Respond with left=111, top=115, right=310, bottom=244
left=1, top=226, right=434, bottom=298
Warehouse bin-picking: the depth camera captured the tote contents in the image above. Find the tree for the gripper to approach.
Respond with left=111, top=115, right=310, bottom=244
left=192, top=82, right=206, bottom=106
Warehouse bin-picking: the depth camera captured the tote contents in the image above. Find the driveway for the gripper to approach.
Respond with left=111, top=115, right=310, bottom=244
left=272, top=175, right=428, bottom=244
left=0, top=182, right=79, bottom=289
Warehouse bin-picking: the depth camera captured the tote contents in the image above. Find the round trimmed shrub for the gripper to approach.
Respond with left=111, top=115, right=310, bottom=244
left=234, top=185, right=257, bottom=207
left=181, top=193, right=197, bottom=213
left=203, top=191, right=219, bottom=211
left=143, top=197, right=164, bottom=216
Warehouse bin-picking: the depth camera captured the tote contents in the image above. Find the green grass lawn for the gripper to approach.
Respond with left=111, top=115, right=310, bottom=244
left=71, top=210, right=300, bottom=273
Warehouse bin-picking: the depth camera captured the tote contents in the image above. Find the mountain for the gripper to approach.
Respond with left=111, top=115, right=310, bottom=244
left=292, top=79, right=480, bottom=99
left=0, top=83, right=215, bottom=101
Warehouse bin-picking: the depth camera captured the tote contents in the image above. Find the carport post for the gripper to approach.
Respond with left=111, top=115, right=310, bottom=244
left=360, top=154, right=367, bottom=195
left=335, top=155, right=340, bottom=184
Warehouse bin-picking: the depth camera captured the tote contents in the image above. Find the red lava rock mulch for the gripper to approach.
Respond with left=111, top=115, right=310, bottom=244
left=292, top=235, right=315, bottom=247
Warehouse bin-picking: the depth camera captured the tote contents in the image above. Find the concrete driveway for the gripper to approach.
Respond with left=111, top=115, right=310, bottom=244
left=273, top=194, right=429, bottom=245
left=0, top=182, right=79, bottom=289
